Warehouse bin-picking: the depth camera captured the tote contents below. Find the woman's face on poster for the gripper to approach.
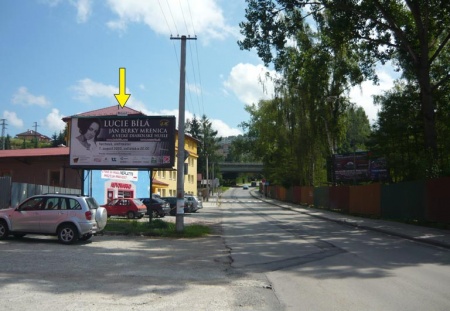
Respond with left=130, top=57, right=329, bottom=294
left=84, top=122, right=100, bottom=140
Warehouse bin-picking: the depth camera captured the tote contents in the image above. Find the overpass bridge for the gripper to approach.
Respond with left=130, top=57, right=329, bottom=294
left=218, top=162, right=264, bottom=174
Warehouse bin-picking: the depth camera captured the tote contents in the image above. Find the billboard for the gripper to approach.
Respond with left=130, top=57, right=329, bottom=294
left=69, top=116, right=175, bottom=169
left=331, top=151, right=389, bottom=184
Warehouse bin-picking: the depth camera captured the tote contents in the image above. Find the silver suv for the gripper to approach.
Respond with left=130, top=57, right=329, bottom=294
left=185, top=195, right=203, bottom=212
left=0, top=194, right=107, bottom=244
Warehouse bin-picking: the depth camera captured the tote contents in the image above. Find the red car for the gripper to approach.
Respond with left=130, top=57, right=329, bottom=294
left=101, top=198, right=147, bottom=219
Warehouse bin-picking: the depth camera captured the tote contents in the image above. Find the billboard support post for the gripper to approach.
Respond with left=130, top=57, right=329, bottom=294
left=149, top=169, right=153, bottom=223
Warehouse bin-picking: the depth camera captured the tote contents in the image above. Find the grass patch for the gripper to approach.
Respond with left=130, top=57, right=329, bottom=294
left=104, top=218, right=211, bottom=238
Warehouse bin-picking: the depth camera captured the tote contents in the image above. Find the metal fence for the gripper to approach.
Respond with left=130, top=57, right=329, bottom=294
left=0, top=176, right=12, bottom=209
left=265, top=176, right=450, bottom=224
left=0, top=178, right=81, bottom=209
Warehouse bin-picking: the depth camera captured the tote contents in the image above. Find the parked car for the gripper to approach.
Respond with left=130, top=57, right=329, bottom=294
left=0, top=194, right=107, bottom=244
left=161, top=196, right=192, bottom=215
left=101, top=198, right=146, bottom=219
left=185, top=195, right=203, bottom=212
left=138, top=197, right=170, bottom=218
left=243, top=185, right=249, bottom=190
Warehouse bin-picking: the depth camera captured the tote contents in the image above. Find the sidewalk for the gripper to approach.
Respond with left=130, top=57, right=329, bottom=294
left=249, top=190, right=450, bottom=249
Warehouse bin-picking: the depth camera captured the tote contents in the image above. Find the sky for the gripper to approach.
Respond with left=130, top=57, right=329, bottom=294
left=1, top=0, right=397, bottom=139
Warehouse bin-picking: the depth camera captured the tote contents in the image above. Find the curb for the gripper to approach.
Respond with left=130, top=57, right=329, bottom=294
left=249, top=190, right=450, bottom=250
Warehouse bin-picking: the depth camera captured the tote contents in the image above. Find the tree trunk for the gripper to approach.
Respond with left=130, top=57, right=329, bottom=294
left=417, top=55, right=438, bottom=158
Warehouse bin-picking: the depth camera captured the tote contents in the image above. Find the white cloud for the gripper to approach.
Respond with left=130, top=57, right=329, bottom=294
left=40, top=0, right=62, bottom=7
left=224, top=63, right=276, bottom=105
left=70, top=79, right=240, bottom=137
left=133, top=108, right=240, bottom=137
left=3, top=111, right=24, bottom=128
left=42, top=108, right=66, bottom=133
left=72, top=0, right=92, bottom=23
left=71, top=78, right=118, bottom=103
left=349, top=70, right=396, bottom=125
left=126, top=97, right=154, bottom=116
left=42, top=0, right=92, bottom=23
left=210, top=118, right=242, bottom=137
left=106, top=0, right=235, bottom=43
left=187, top=83, right=202, bottom=95
left=11, top=87, right=51, bottom=107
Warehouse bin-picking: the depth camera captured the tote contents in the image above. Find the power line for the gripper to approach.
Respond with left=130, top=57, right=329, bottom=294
left=161, top=0, right=204, bottom=118
left=186, top=1, right=205, bottom=117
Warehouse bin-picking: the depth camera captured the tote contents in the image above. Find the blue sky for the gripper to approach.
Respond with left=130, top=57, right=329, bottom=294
left=1, top=0, right=396, bottom=139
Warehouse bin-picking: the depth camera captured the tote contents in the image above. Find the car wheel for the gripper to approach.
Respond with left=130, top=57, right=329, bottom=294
left=0, top=220, right=9, bottom=240
left=151, top=210, right=158, bottom=218
left=127, top=211, right=136, bottom=219
left=80, top=233, right=93, bottom=241
left=57, top=224, right=79, bottom=245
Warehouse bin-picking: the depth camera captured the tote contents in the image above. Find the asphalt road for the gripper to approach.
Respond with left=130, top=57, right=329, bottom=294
left=221, top=187, right=450, bottom=310
left=1, top=188, right=449, bottom=311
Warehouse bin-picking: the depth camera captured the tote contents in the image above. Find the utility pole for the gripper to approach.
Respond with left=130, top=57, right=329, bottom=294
left=0, top=119, right=7, bottom=150
left=171, top=35, right=197, bottom=232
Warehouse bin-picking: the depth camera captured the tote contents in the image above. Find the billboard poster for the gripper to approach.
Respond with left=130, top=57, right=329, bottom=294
left=331, top=151, right=389, bottom=184
left=101, top=170, right=138, bottom=181
left=69, top=116, right=175, bottom=169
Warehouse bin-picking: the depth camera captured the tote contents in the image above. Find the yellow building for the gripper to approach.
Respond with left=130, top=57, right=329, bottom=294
left=153, top=131, right=199, bottom=197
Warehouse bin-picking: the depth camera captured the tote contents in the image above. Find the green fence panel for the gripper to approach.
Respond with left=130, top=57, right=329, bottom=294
left=314, top=186, right=330, bottom=209
left=381, top=180, right=426, bottom=221
left=286, top=187, right=294, bottom=203
left=426, top=177, right=450, bottom=224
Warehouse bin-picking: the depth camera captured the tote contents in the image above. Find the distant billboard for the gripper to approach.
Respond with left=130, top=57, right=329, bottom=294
left=69, top=116, right=175, bottom=169
left=331, top=151, right=389, bottom=184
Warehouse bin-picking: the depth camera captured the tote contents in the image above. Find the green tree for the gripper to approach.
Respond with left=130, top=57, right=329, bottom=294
left=339, top=105, right=371, bottom=154
left=239, top=0, right=450, bottom=175
left=370, top=82, right=424, bottom=181
left=186, top=115, right=222, bottom=181
left=226, top=135, right=259, bottom=163
left=1, top=134, right=12, bottom=150
left=5, top=134, right=11, bottom=150
left=239, top=3, right=370, bottom=186
left=51, top=129, right=67, bottom=147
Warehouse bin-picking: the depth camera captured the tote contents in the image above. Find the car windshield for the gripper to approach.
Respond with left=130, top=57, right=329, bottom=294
left=133, top=199, right=143, bottom=205
left=86, top=197, right=100, bottom=209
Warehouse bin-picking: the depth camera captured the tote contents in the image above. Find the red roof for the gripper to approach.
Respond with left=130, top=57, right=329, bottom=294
left=62, top=105, right=145, bottom=121
left=0, top=147, right=70, bottom=158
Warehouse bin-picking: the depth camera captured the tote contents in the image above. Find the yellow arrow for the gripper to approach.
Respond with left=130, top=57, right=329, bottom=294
left=114, top=67, right=131, bottom=108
